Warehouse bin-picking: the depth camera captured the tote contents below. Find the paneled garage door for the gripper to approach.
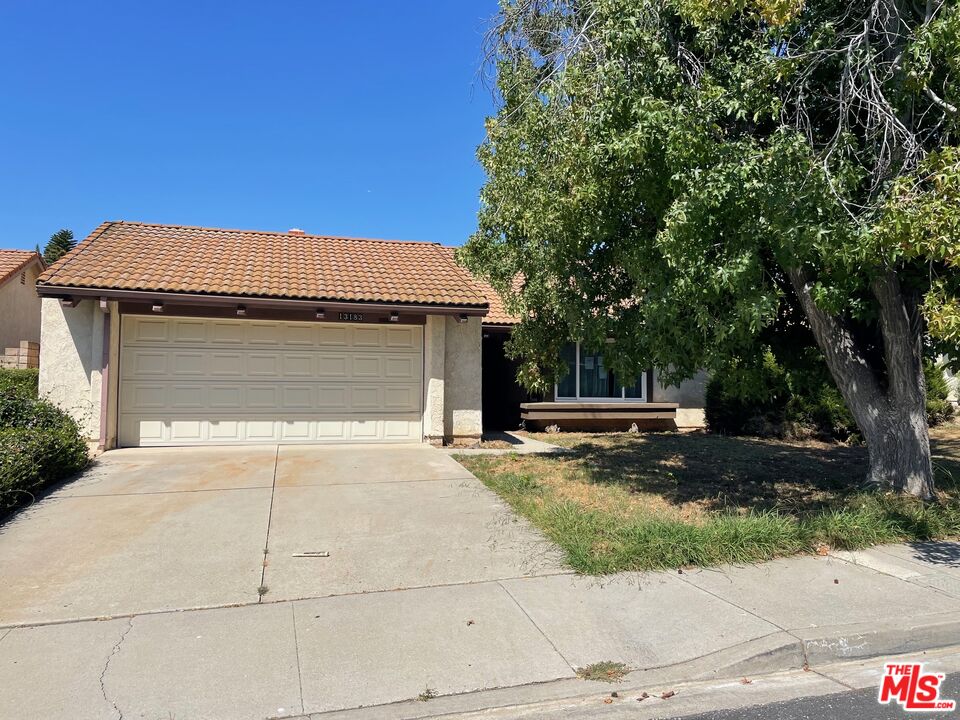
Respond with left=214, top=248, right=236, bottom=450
left=118, top=316, right=423, bottom=447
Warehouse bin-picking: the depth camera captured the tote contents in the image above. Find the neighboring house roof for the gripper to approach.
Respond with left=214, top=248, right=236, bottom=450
left=0, top=250, right=44, bottom=287
left=38, top=221, right=490, bottom=308
left=442, top=247, right=522, bottom=326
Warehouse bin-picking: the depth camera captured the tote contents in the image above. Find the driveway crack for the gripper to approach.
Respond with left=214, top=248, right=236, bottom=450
left=259, top=445, right=281, bottom=601
left=99, top=616, right=134, bottom=720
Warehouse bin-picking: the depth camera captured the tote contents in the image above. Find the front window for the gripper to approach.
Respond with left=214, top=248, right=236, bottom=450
left=555, top=342, right=646, bottom=401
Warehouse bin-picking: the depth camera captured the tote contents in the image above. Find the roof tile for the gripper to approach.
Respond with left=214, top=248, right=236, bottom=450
left=38, top=222, right=489, bottom=307
left=0, top=250, right=43, bottom=286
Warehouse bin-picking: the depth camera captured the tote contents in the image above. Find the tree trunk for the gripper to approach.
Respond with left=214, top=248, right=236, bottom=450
left=786, top=267, right=934, bottom=499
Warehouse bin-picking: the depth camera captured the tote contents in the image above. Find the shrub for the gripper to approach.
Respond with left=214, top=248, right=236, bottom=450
left=704, top=351, right=789, bottom=436
left=925, top=360, right=954, bottom=427
left=0, top=390, right=89, bottom=513
left=706, top=352, right=953, bottom=440
left=0, top=368, right=39, bottom=398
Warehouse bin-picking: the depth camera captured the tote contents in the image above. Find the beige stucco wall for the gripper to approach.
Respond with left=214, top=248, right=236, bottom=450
left=0, top=260, right=42, bottom=350
left=422, top=315, right=446, bottom=443
left=39, top=297, right=113, bottom=440
left=443, top=316, right=482, bottom=438
left=651, top=368, right=708, bottom=428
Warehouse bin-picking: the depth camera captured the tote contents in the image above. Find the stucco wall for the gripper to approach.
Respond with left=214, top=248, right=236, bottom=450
left=422, top=315, right=446, bottom=443
left=443, top=316, right=482, bottom=438
left=0, top=261, right=42, bottom=350
left=651, top=368, right=708, bottom=428
left=39, top=297, right=104, bottom=439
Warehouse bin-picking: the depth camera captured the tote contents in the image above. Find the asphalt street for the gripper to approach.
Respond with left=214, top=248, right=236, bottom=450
left=667, top=672, right=960, bottom=720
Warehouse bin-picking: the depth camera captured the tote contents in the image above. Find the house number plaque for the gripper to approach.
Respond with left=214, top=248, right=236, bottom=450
left=338, top=312, right=364, bottom=322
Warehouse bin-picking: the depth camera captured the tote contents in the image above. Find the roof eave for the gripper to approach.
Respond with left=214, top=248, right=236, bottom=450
left=36, top=284, right=490, bottom=316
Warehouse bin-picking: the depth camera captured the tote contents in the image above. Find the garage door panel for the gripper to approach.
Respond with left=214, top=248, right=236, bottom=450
left=119, top=316, right=423, bottom=447
left=246, top=385, right=280, bottom=409
left=386, top=327, right=418, bottom=348
left=317, top=355, right=349, bottom=377
left=208, top=419, right=242, bottom=441
left=171, top=352, right=205, bottom=376
left=351, top=386, right=382, bottom=409
left=170, top=419, right=204, bottom=442
left=172, top=320, right=207, bottom=343
left=317, top=386, right=348, bottom=409
left=318, top=326, right=349, bottom=345
left=128, top=317, right=170, bottom=343
left=282, top=354, right=314, bottom=377
left=352, top=355, right=382, bottom=377
left=384, top=385, right=418, bottom=410
left=384, top=356, right=417, bottom=379
left=172, top=385, right=205, bottom=409
left=247, top=353, right=280, bottom=376
left=209, top=385, right=243, bottom=409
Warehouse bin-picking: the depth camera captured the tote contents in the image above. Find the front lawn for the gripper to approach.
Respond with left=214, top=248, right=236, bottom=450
left=456, top=429, right=960, bottom=573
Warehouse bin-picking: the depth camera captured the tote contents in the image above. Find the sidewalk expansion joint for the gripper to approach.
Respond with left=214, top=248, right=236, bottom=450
left=290, top=603, right=305, bottom=715
left=497, top=580, right=577, bottom=674
left=673, top=570, right=790, bottom=633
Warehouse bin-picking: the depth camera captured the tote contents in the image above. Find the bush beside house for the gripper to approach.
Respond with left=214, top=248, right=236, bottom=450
left=706, top=351, right=954, bottom=441
left=0, top=369, right=89, bottom=513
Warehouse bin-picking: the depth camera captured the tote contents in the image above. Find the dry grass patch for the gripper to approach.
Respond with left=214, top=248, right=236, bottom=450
left=456, top=428, right=960, bottom=573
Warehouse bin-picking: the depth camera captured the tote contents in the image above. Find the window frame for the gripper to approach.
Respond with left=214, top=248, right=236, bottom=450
left=554, top=342, right=647, bottom=402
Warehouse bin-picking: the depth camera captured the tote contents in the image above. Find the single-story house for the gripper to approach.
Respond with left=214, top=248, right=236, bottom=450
left=36, top=221, right=705, bottom=448
left=0, top=249, right=45, bottom=365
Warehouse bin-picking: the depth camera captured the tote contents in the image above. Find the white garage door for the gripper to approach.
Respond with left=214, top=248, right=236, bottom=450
left=118, top=315, right=423, bottom=447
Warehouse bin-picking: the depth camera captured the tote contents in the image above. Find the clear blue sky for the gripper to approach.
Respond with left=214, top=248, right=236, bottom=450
left=0, top=1, right=499, bottom=251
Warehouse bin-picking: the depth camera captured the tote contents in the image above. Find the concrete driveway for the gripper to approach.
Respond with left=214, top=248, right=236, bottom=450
left=0, top=444, right=564, bottom=626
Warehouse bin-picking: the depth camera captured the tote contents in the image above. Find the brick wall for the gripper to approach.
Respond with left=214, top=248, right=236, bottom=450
left=0, top=340, right=39, bottom=369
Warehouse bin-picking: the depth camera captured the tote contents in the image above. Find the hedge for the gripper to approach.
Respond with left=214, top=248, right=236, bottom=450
left=0, top=368, right=39, bottom=398
left=0, top=389, right=89, bottom=513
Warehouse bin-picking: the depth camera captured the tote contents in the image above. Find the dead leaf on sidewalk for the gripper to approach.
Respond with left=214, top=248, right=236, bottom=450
left=661, top=690, right=676, bottom=699
left=637, top=692, right=650, bottom=702
left=815, top=544, right=830, bottom=556
left=466, top=619, right=475, bottom=626
left=740, top=677, right=752, bottom=685
left=603, top=698, right=613, bottom=704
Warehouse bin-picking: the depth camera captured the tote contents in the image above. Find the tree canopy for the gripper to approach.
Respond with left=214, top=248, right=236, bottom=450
left=43, top=229, right=75, bottom=265
left=462, top=0, right=959, bottom=496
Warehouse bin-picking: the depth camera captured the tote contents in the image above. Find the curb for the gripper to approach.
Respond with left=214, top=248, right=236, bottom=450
left=283, top=612, right=960, bottom=720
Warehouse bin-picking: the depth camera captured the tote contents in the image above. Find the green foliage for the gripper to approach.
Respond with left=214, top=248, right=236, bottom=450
left=0, top=390, right=89, bottom=513
left=465, top=0, right=960, bottom=488
left=42, top=228, right=75, bottom=265
left=925, top=360, right=955, bottom=427
left=0, top=368, right=39, bottom=398
left=707, top=354, right=953, bottom=439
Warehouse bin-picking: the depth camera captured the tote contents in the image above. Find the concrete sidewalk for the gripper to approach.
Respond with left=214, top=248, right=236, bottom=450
left=3, top=542, right=960, bottom=720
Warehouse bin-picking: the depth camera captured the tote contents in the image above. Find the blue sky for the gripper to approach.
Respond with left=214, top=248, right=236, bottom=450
left=0, top=1, right=499, bottom=251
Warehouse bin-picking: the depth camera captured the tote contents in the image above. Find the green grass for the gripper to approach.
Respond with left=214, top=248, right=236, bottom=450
left=457, top=430, right=960, bottom=574
left=576, top=661, right=630, bottom=682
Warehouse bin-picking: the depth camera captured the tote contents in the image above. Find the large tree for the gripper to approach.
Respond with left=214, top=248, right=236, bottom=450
left=43, top=229, right=75, bottom=265
left=462, top=0, right=960, bottom=497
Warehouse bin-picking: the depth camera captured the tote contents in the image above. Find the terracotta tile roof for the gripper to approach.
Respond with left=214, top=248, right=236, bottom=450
left=0, top=250, right=43, bottom=286
left=442, top=247, right=521, bottom=325
left=38, top=222, right=489, bottom=307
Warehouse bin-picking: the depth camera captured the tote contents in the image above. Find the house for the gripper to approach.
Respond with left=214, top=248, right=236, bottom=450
left=460, top=258, right=708, bottom=432
left=36, top=221, right=704, bottom=448
left=0, top=249, right=45, bottom=367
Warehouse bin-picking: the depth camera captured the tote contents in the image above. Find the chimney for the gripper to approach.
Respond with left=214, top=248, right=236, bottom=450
left=288, top=228, right=306, bottom=236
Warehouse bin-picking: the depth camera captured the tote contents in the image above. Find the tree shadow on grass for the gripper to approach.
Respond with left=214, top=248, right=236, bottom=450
left=556, top=432, right=870, bottom=514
